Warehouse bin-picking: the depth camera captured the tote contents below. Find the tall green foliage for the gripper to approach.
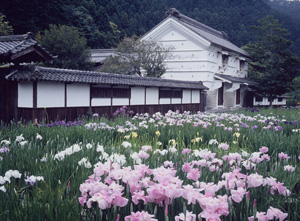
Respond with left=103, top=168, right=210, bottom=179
left=244, top=16, right=300, bottom=106
left=0, top=13, right=13, bottom=35
left=39, top=25, right=92, bottom=70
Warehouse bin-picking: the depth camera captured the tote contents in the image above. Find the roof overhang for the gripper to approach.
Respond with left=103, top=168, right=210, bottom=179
left=0, top=32, right=54, bottom=65
left=214, top=73, right=257, bottom=86
left=6, top=65, right=209, bottom=91
left=214, top=74, right=232, bottom=84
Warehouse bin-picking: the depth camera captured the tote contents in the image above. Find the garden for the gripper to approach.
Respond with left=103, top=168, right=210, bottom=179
left=0, top=107, right=300, bottom=220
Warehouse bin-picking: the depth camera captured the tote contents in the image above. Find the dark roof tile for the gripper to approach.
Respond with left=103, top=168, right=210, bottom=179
left=6, top=65, right=208, bottom=90
left=0, top=32, right=53, bottom=63
left=215, top=73, right=257, bottom=85
left=145, top=8, right=250, bottom=58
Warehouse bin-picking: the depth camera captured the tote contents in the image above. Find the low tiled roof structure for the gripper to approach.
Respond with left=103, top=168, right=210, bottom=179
left=91, top=49, right=116, bottom=64
left=146, top=8, right=250, bottom=58
left=6, top=65, right=208, bottom=90
left=214, top=73, right=257, bottom=85
left=0, top=32, right=53, bottom=64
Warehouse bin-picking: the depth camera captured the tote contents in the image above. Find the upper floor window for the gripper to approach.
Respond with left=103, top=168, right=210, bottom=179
left=222, top=54, right=229, bottom=67
left=240, top=60, right=245, bottom=71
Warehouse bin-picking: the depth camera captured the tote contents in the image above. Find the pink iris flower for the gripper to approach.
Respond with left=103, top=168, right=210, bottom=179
left=231, top=187, right=246, bottom=203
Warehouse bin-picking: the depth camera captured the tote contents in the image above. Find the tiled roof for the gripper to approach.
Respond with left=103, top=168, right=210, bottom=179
left=6, top=65, right=208, bottom=90
left=0, top=32, right=53, bottom=64
left=90, top=49, right=116, bottom=63
left=162, top=8, right=250, bottom=58
left=214, top=73, right=257, bottom=85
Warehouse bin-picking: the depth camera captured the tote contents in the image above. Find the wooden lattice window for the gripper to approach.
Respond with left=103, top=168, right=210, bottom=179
left=159, top=89, right=182, bottom=99
left=91, top=87, right=111, bottom=98
left=91, top=86, right=130, bottom=98
left=112, top=88, right=130, bottom=98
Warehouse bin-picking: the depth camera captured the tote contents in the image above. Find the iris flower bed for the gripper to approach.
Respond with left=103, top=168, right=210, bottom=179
left=0, top=108, right=300, bottom=220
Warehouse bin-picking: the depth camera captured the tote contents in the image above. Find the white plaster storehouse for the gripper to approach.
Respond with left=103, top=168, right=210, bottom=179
left=141, top=8, right=257, bottom=110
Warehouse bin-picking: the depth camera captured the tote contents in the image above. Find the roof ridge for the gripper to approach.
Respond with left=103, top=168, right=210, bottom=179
left=164, top=8, right=228, bottom=40
left=33, top=66, right=204, bottom=85
left=7, top=65, right=208, bottom=90
left=178, top=14, right=228, bottom=40
left=0, top=32, right=34, bottom=42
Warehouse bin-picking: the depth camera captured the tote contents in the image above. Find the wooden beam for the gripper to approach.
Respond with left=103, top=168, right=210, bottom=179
left=33, top=81, right=37, bottom=108
left=144, top=87, right=147, bottom=105
left=65, top=83, right=67, bottom=107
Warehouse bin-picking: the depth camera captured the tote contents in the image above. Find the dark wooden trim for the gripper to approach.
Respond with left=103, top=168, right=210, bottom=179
left=158, top=87, right=160, bottom=105
left=33, top=81, right=37, bottom=108
left=129, top=86, right=131, bottom=106
left=110, top=85, right=113, bottom=106
left=17, top=103, right=203, bottom=122
left=13, top=82, right=18, bottom=121
left=218, top=83, right=224, bottom=106
left=236, top=88, right=241, bottom=105
left=144, top=87, right=147, bottom=105
left=11, top=47, right=35, bottom=60
left=89, top=84, right=91, bottom=107
left=65, top=83, right=67, bottom=107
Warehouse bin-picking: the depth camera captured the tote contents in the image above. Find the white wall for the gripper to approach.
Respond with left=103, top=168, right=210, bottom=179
left=192, top=90, right=200, bottom=103
left=172, top=98, right=181, bottom=104
left=112, top=98, right=129, bottom=106
left=131, top=87, right=145, bottom=105
left=37, top=82, right=64, bottom=108
left=182, top=89, right=191, bottom=104
left=160, top=98, right=171, bottom=104
left=146, top=88, right=159, bottom=104
left=18, top=82, right=33, bottom=108
left=92, top=98, right=111, bottom=106
left=67, top=84, right=90, bottom=107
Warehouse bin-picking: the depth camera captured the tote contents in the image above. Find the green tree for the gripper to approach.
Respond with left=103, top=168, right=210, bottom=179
left=286, top=76, right=300, bottom=106
left=244, top=16, right=300, bottom=106
left=39, top=24, right=92, bottom=70
left=0, top=13, right=13, bottom=35
left=100, top=37, right=171, bottom=78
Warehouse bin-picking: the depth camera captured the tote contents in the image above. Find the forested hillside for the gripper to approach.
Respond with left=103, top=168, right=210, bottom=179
left=1, top=0, right=300, bottom=55
left=264, top=0, right=300, bottom=22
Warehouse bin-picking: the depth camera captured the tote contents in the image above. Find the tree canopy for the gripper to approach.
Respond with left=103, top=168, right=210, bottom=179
left=2, top=0, right=300, bottom=56
left=38, top=25, right=92, bottom=70
left=0, top=13, right=13, bottom=35
left=244, top=16, right=300, bottom=106
left=100, top=38, right=170, bottom=78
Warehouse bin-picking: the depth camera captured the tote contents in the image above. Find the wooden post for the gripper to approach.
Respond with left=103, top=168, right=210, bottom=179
left=33, top=81, right=37, bottom=108
left=65, top=83, right=67, bottom=107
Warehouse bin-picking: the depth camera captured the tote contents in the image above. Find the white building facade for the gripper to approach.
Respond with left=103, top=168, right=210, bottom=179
left=141, top=8, right=256, bottom=110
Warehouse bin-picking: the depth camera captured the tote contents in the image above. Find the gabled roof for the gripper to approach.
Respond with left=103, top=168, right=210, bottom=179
left=0, top=32, right=53, bottom=64
left=6, top=65, right=208, bottom=90
left=144, top=8, right=250, bottom=58
left=214, top=73, right=257, bottom=86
